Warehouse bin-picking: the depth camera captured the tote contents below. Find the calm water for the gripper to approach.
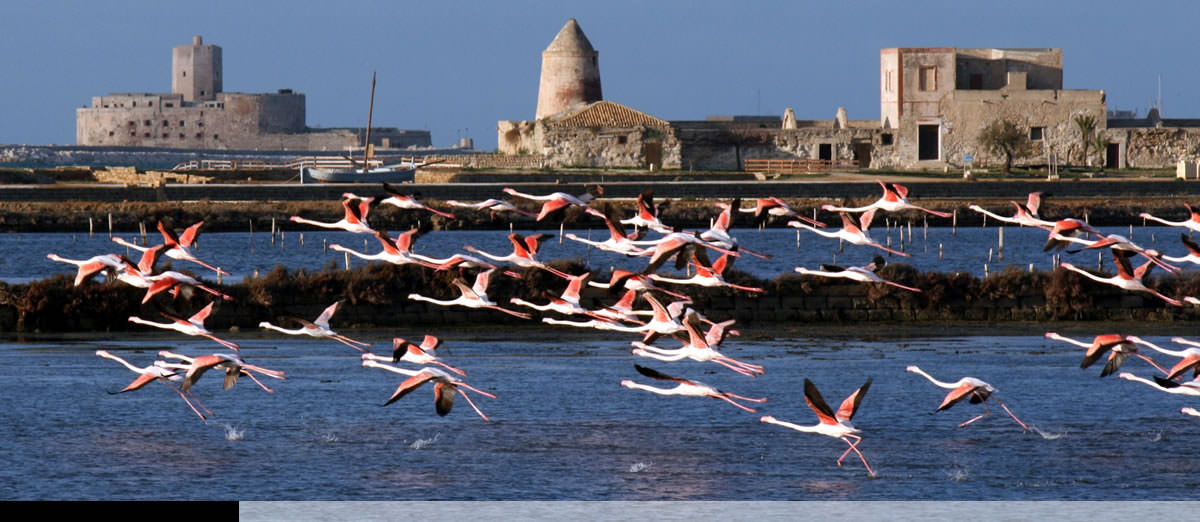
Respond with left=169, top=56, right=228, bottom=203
left=3, top=225, right=1199, bottom=500
left=3, top=328, right=1199, bottom=500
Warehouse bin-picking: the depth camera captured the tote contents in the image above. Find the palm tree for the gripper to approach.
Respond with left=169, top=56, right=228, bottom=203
left=1092, top=134, right=1112, bottom=169
left=1074, top=114, right=1098, bottom=167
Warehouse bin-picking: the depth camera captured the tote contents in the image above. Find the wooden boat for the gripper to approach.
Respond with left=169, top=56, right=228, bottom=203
left=300, top=162, right=417, bottom=184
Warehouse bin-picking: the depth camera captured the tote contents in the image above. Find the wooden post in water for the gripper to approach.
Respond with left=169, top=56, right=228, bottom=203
left=952, top=209, right=957, bottom=235
left=998, top=227, right=1004, bottom=261
left=89, top=217, right=94, bottom=238
left=988, top=248, right=993, bottom=264
left=796, top=228, right=800, bottom=249
left=323, top=239, right=328, bottom=253
left=560, top=222, right=565, bottom=244
left=108, top=213, right=113, bottom=238
left=345, top=251, right=351, bottom=270
left=938, top=242, right=943, bottom=260
left=271, top=218, right=277, bottom=245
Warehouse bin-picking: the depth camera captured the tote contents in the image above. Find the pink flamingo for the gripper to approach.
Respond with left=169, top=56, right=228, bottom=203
left=740, top=196, right=824, bottom=228
left=407, top=268, right=532, bottom=319
left=648, top=252, right=765, bottom=293
left=1139, top=203, right=1200, bottom=233
left=794, top=256, right=921, bottom=293
left=156, top=350, right=286, bottom=393
left=1060, top=250, right=1183, bottom=307
left=290, top=194, right=377, bottom=234
left=822, top=180, right=951, bottom=218
left=445, top=198, right=536, bottom=219
left=95, top=350, right=211, bottom=421
left=1044, top=332, right=1167, bottom=377
left=502, top=185, right=602, bottom=222
left=362, top=359, right=496, bottom=421
left=906, top=365, right=1029, bottom=431
left=565, top=207, right=648, bottom=256
left=631, top=309, right=764, bottom=377
left=464, top=233, right=571, bottom=279
left=46, top=252, right=124, bottom=286
left=968, top=192, right=1054, bottom=228
left=156, top=220, right=229, bottom=275
left=258, top=300, right=371, bottom=352
left=1129, top=336, right=1200, bottom=380
left=620, top=189, right=673, bottom=234
left=620, top=364, right=767, bottom=413
left=360, top=334, right=466, bottom=377
left=789, top=209, right=910, bottom=257
left=380, top=182, right=455, bottom=219
left=128, top=301, right=240, bottom=352
left=760, top=377, right=875, bottom=476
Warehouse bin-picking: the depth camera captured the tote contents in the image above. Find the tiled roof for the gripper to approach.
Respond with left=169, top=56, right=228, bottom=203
left=549, top=101, right=669, bottom=130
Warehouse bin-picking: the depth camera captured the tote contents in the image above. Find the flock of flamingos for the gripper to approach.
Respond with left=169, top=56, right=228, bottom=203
left=47, top=180, right=1200, bottom=477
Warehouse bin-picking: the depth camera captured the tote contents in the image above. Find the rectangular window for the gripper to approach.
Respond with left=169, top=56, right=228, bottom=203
left=1030, top=127, right=1045, bottom=141
left=881, top=133, right=894, bottom=146
left=179, top=121, right=185, bottom=127
left=919, top=66, right=937, bottom=92
left=144, top=120, right=151, bottom=126
left=165, top=103, right=173, bottom=108
left=163, top=120, right=169, bottom=127
left=198, top=121, right=204, bottom=127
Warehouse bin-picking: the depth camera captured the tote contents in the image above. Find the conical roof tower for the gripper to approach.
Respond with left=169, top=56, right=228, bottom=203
left=535, top=18, right=602, bottom=119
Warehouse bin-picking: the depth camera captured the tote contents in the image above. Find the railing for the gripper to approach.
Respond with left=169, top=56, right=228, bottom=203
left=743, top=158, right=860, bottom=174
left=172, top=155, right=430, bottom=171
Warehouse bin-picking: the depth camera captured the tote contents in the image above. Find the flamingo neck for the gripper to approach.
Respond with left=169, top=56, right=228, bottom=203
left=909, top=367, right=958, bottom=389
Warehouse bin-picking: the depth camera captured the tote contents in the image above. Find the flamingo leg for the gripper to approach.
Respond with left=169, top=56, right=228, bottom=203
left=455, top=389, right=493, bottom=422
left=333, top=335, right=370, bottom=352
left=727, top=283, right=765, bottom=293
left=995, top=399, right=1030, bottom=431
left=1135, top=353, right=1170, bottom=375
left=716, top=355, right=765, bottom=374
left=163, top=382, right=208, bottom=421
left=958, top=401, right=991, bottom=428
left=487, top=306, right=532, bottom=320
left=184, top=389, right=217, bottom=417
left=239, top=370, right=276, bottom=393
left=872, top=243, right=912, bottom=258
left=714, top=394, right=758, bottom=413
left=434, top=361, right=468, bottom=377
left=712, top=357, right=760, bottom=377
left=883, top=281, right=922, bottom=293
left=837, top=434, right=875, bottom=478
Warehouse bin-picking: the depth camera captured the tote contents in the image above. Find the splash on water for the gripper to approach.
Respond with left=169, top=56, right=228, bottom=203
left=321, top=433, right=341, bottom=443
left=222, top=424, right=245, bottom=441
left=628, top=461, right=653, bottom=473
left=1149, top=431, right=1163, bottom=442
left=946, top=468, right=969, bottom=482
left=1031, top=426, right=1065, bottom=440
left=409, top=434, right=440, bottom=450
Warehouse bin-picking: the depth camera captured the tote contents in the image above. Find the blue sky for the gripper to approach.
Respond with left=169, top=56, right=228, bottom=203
left=2, top=1, right=1197, bottom=151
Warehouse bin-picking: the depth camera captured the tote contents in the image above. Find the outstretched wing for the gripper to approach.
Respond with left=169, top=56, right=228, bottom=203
left=835, top=377, right=872, bottom=422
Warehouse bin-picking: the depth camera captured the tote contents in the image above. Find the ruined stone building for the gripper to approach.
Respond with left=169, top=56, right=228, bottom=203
left=76, top=36, right=431, bottom=151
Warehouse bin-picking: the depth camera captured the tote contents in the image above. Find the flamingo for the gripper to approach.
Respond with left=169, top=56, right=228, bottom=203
left=789, top=209, right=910, bottom=257
left=1044, top=332, right=1166, bottom=377
left=362, top=359, right=496, bottom=421
left=94, top=350, right=210, bottom=421
left=1129, top=336, right=1200, bottom=380
left=564, top=207, right=648, bottom=256
left=141, top=270, right=233, bottom=304
left=156, top=350, right=286, bottom=393
left=620, top=189, right=673, bottom=234
left=1060, top=250, right=1183, bottom=307
left=794, top=256, right=921, bottom=293
left=541, top=316, right=651, bottom=333
left=1161, top=234, right=1200, bottom=266
left=699, top=199, right=771, bottom=259
left=620, top=364, right=766, bottom=413
left=634, top=231, right=741, bottom=274
left=510, top=272, right=596, bottom=317
left=1041, top=218, right=1102, bottom=252
left=1183, top=407, right=1200, bottom=417
left=46, top=252, right=124, bottom=286
left=360, top=334, right=466, bottom=377
left=128, top=301, right=240, bottom=352
left=631, top=308, right=764, bottom=377
left=290, top=194, right=377, bottom=234
left=821, top=179, right=952, bottom=218
left=587, top=269, right=689, bottom=300
left=905, top=365, right=1029, bottom=431
left=648, top=252, right=765, bottom=293
left=464, top=233, right=571, bottom=279
left=330, top=229, right=440, bottom=268
left=407, top=268, right=532, bottom=319
left=380, top=182, right=455, bottom=219
left=740, top=196, right=824, bottom=228
left=258, top=300, right=372, bottom=351
left=445, top=198, right=537, bottom=219
left=1081, top=234, right=1179, bottom=274
left=155, top=220, right=230, bottom=275
left=502, top=185, right=602, bottom=222
left=1139, top=203, right=1200, bottom=233
left=1117, top=372, right=1200, bottom=397
left=760, top=377, right=875, bottom=476
left=968, top=192, right=1054, bottom=228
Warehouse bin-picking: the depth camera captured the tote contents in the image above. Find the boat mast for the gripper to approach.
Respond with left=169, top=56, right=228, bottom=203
left=363, top=71, right=376, bottom=173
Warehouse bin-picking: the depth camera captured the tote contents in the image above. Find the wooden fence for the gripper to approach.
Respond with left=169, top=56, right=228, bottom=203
left=743, top=158, right=860, bottom=174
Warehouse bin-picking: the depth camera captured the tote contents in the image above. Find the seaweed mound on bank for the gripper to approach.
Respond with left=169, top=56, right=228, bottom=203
left=3, top=260, right=1199, bottom=333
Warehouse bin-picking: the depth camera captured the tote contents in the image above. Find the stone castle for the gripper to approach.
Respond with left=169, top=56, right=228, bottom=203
left=499, top=20, right=1200, bottom=171
left=75, top=36, right=431, bottom=151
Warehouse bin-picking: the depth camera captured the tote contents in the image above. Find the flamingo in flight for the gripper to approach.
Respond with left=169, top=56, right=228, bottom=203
left=794, top=256, right=921, bottom=293
left=620, top=189, right=673, bottom=234
left=95, top=350, right=211, bottom=421
left=1117, top=372, right=1200, bottom=397
left=330, top=229, right=440, bottom=268
left=46, top=252, right=124, bottom=286
left=408, top=268, right=532, bottom=319
left=1060, top=250, right=1183, bottom=307
left=464, top=233, right=571, bottom=279
left=156, top=350, right=287, bottom=394
left=360, top=334, right=466, bottom=377
left=631, top=308, right=764, bottom=377
left=502, top=185, right=602, bottom=222
left=1081, top=234, right=1179, bottom=274
left=445, top=198, right=537, bottom=219
left=100, top=244, right=165, bottom=288
left=1139, top=203, right=1200, bottom=233
left=1161, top=234, right=1200, bottom=266
left=1129, top=336, right=1200, bottom=380
left=290, top=194, right=377, bottom=234
left=968, top=192, right=1054, bottom=228
left=1183, top=407, right=1200, bottom=417
left=380, top=182, right=455, bottom=219
left=128, top=301, right=240, bottom=352
left=510, top=272, right=597, bottom=317
left=1044, top=332, right=1167, bottom=377
left=699, top=199, right=771, bottom=259
left=141, top=270, right=233, bottom=304
left=634, top=231, right=740, bottom=274
left=541, top=316, right=651, bottom=333
left=739, top=196, right=824, bottom=228
left=648, top=252, right=765, bottom=293
left=564, top=207, right=648, bottom=256
left=362, top=359, right=496, bottom=421
left=789, top=209, right=910, bottom=257
left=760, top=377, right=875, bottom=476
left=620, top=364, right=766, bottom=413
left=588, top=269, right=689, bottom=300
left=905, top=365, right=1030, bottom=431
left=1040, top=218, right=1103, bottom=252
left=155, top=220, right=230, bottom=275
left=822, top=180, right=952, bottom=218
left=258, top=300, right=372, bottom=352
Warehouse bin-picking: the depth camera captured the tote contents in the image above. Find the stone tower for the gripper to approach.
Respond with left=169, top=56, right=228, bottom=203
left=535, top=19, right=602, bottom=120
left=172, top=35, right=222, bottom=103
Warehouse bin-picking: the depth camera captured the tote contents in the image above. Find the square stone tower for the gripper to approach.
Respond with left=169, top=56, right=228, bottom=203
left=172, top=35, right=222, bottom=102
